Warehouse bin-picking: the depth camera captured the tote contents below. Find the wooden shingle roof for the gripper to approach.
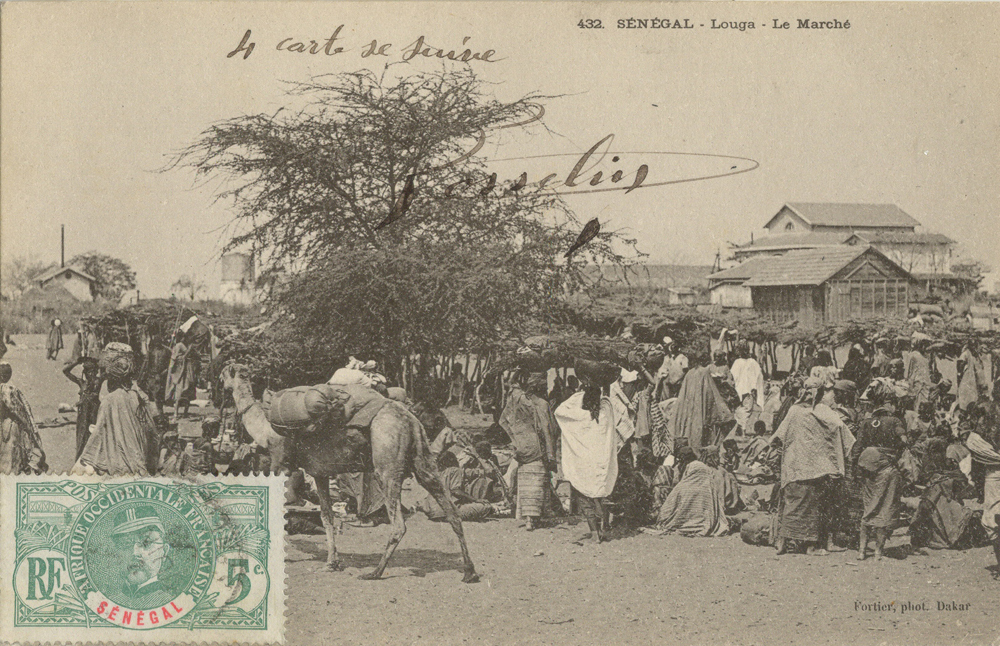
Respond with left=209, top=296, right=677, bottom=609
left=743, top=246, right=908, bottom=287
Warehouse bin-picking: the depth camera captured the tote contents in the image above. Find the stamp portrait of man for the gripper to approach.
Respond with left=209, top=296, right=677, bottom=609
left=110, top=506, right=177, bottom=609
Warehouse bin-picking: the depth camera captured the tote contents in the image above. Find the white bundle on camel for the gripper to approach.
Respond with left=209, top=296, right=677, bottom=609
left=328, top=356, right=386, bottom=388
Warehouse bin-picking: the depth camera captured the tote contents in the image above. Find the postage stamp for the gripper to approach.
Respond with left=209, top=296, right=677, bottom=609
left=0, top=475, right=286, bottom=644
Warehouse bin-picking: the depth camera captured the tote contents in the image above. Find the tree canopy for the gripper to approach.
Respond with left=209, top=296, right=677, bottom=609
left=67, top=252, right=137, bottom=301
left=174, top=68, right=638, bottom=377
left=1, top=255, right=57, bottom=299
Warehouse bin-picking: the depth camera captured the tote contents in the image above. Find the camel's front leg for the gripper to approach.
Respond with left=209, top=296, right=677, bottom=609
left=359, top=469, right=405, bottom=580
left=314, top=475, right=343, bottom=571
left=413, top=461, right=480, bottom=583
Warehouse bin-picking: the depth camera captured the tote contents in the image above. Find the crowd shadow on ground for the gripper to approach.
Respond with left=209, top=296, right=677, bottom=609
left=289, top=538, right=467, bottom=577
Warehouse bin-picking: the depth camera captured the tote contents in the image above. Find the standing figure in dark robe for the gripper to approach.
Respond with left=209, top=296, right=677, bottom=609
left=139, top=341, right=171, bottom=416
left=668, top=355, right=734, bottom=450
left=840, top=345, right=872, bottom=395
left=850, top=397, right=907, bottom=560
left=46, top=319, right=64, bottom=360
left=63, top=356, right=103, bottom=460
left=165, top=339, right=196, bottom=423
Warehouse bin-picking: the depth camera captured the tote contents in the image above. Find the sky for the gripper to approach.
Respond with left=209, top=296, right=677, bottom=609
left=2, top=1, right=998, bottom=298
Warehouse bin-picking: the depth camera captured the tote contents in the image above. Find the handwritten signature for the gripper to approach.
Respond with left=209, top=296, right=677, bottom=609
left=227, top=27, right=499, bottom=64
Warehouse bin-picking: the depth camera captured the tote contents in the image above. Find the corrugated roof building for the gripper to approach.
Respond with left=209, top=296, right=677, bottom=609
left=729, top=203, right=965, bottom=294
left=741, top=246, right=912, bottom=325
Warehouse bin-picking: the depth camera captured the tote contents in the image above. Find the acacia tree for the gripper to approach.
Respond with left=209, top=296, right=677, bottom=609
left=68, top=252, right=137, bottom=301
left=174, top=68, right=638, bottom=384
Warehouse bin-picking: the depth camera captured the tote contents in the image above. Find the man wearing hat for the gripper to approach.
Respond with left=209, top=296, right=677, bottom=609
left=656, top=337, right=688, bottom=399
left=111, top=506, right=175, bottom=608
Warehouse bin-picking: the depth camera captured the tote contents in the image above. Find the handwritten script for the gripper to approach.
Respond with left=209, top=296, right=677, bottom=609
left=226, top=27, right=499, bottom=64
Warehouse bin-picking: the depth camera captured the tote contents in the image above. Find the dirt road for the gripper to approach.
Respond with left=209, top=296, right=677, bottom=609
left=6, top=336, right=998, bottom=645
left=283, top=513, right=997, bottom=646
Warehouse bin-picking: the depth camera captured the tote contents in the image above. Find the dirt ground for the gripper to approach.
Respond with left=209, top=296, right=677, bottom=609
left=5, top=335, right=999, bottom=646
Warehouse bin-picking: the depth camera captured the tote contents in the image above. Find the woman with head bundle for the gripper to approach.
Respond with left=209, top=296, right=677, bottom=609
left=74, top=343, right=160, bottom=476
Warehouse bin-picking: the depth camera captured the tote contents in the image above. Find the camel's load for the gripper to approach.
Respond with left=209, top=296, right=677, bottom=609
left=261, top=383, right=389, bottom=436
left=327, top=356, right=387, bottom=389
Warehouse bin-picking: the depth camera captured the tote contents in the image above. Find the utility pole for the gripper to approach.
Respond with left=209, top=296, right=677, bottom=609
left=60, top=225, right=65, bottom=267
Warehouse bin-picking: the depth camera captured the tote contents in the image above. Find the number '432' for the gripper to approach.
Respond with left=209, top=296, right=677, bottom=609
left=578, top=19, right=603, bottom=28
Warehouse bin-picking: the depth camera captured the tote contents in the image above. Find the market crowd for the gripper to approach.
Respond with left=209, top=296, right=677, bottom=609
left=2, top=320, right=1000, bottom=575
left=484, top=331, right=1000, bottom=571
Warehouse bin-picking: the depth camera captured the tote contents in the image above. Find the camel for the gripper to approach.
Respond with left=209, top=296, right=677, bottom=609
left=221, top=364, right=479, bottom=583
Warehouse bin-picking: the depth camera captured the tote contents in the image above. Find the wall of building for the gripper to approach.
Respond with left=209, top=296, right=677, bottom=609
left=710, top=283, right=753, bottom=308
left=220, top=280, right=254, bottom=305
left=752, top=286, right=824, bottom=326
left=826, top=279, right=908, bottom=322
left=220, top=253, right=255, bottom=305
left=42, top=272, right=92, bottom=301
left=765, top=208, right=806, bottom=233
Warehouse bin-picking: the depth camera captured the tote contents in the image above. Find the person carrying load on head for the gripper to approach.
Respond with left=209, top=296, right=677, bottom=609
left=74, top=343, right=160, bottom=476
left=556, top=360, right=621, bottom=544
left=63, top=356, right=104, bottom=459
left=499, top=371, right=558, bottom=531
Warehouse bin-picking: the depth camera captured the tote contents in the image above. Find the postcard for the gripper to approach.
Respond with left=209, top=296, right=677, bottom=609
left=2, top=2, right=998, bottom=645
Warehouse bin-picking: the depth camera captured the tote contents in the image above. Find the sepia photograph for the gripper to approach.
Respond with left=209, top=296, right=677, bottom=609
left=1, top=2, right=999, bottom=644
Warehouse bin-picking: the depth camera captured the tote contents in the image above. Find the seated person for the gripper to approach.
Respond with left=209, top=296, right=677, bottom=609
left=609, top=450, right=657, bottom=528
left=651, top=455, right=676, bottom=510
left=158, top=420, right=218, bottom=477
left=909, top=437, right=981, bottom=549
left=653, top=447, right=732, bottom=536
left=733, top=392, right=762, bottom=436
left=158, top=431, right=188, bottom=476
left=416, top=452, right=500, bottom=522
left=734, top=420, right=776, bottom=483
left=186, top=418, right=219, bottom=475
left=722, top=438, right=740, bottom=473
left=905, top=401, right=937, bottom=440
left=702, top=445, right=742, bottom=515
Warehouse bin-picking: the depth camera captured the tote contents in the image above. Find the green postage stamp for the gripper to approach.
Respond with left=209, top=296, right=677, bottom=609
left=0, top=475, right=286, bottom=644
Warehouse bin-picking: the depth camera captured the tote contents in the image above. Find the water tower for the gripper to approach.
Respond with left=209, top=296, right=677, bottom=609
left=220, top=253, right=255, bottom=305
